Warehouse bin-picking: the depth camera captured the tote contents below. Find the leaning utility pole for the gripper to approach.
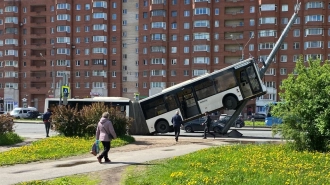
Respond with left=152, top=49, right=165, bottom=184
left=220, top=2, right=301, bottom=136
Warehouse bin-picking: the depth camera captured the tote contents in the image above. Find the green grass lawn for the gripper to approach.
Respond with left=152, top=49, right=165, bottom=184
left=0, top=135, right=135, bottom=166
left=123, top=144, right=330, bottom=185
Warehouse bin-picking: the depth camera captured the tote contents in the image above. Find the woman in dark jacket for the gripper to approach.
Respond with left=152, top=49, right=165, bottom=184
left=96, top=112, right=117, bottom=163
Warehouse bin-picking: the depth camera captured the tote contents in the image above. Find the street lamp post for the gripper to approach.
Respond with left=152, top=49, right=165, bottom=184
left=40, top=53, right=55, bottom=98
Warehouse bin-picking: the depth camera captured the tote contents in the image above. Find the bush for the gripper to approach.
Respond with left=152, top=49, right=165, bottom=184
left=0, top=114, right=14, bottom=134
left=0, top=132, right=23, bottom=146
left=51, top=103, right=133, bottom=137
left=272, top=58, right=330, bottom=152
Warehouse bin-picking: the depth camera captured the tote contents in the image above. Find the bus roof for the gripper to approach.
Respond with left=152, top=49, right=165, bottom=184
left=140, top=58, right=254, bottom=102
left=45, top=97, right=131, bottom=103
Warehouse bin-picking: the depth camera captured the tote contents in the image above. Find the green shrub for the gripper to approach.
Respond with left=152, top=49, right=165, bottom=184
left=0, top=114, right=14, bottom=134
left=51, top=103, right=133, bottom=137
left=0, top=132, right=23, bottom=146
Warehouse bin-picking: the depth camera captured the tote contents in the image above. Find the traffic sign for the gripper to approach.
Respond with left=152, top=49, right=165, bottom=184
left=61, top=86, right=70, bottom=98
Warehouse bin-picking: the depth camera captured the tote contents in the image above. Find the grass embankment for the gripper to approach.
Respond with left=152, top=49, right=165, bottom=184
left=0, top=135, right=135, bottom=166
left=124, top=144, right=330, bottom=185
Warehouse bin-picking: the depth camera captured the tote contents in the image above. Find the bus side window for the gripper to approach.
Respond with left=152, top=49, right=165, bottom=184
left=194, top=80, right=216, bottom=100
left=142, top=97, right=167, bottom=119
left=214, top=71, right=237, bottom=92
left=164, top=95, right=177, bottom=111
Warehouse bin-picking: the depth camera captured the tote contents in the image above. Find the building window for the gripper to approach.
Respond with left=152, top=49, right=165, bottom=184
left=250, top=19, right=255, bottom=26
left=293, top=42, right=300, bottom=49
left=282, top=4, right=288, bottom=11
left=184, top=10, right=190, bottom=17
left=171, top=22, right=177, bottom=29
left=184, top=23, right=190, bottom=29
left=250, top=6, right=255, bottom=13
left=215, top=8, right=219, bottom=15
left=184, top=59, right=189, bottom=65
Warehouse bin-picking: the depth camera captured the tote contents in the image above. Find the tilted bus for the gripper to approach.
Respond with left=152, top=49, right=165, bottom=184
left=139, top=58, right=267, bottom=133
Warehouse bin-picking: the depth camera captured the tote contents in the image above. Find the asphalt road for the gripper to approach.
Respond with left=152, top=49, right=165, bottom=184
left=13, top=122, right=281, bottom=140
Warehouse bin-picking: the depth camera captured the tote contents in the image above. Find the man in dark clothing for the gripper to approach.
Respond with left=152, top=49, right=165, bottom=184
left=171, top=111, right=183, bottom=142
left=43, top=108, right=52, bottom=137
left=202, top=112, right=215, bottom=139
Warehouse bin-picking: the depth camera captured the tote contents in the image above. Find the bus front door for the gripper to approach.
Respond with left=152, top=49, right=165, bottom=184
left=245, top=66, right=263, bottom=94
left=177, top=88, right=200, bottom=119
left=236, top=69, right=253, bottom=98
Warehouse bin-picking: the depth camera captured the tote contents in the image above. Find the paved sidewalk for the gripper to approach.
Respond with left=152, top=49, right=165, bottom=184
left=0, top=140, right=227, bottom=185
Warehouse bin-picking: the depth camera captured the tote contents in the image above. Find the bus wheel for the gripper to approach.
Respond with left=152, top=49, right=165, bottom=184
left=155, top=121, right=169, bottom=133
left=223, top=95, right=238, bottom=110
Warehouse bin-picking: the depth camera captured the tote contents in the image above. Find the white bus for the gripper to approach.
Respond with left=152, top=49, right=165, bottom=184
left=139, top=58, right=267, bottom=133
left=44, top=97, right=131, bottom=117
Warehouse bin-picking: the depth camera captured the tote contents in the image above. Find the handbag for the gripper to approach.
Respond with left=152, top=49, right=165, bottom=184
left=102, top=124, right=114, bottom=139
left=90, top=141, right=100, bottom=156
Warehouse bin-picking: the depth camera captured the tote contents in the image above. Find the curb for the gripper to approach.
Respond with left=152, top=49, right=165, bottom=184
left=14, top=121, right=43, bottom=124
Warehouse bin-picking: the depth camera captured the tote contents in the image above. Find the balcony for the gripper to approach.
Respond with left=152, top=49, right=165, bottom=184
left=31, top=60, right=46, bottom=68
left=31, top=50, right=47, bottom=58
left=31, top=71, right=47, bottom=79
left=30, top=5, right=47, bottom=14
left=30, top=82, right=47, bottom=89
left=224, top=56, right=242, bottom=64
left=30, top=16, right=47, bottom=25
left=225, top=19, right=244, bottom=27
left=31, top=28, right=46, bottom=36
left=31, top=38, right=46, bottom=46
left=224, top=32, right=243, bottom=40
left=224, top=44, right=242, bottom=53
left=225, top=7, right=244, bottom=15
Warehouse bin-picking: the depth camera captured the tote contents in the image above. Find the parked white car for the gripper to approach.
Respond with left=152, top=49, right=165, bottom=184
left=10, top=107, right=38, bottom=119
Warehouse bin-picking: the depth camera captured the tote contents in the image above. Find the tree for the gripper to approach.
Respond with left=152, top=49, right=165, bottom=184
left=272, top=57, right=330, bottom=152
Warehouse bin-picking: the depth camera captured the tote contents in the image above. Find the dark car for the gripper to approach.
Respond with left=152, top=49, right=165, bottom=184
left=26, top=111, right=40, bottom=119
left=252, top=113, right=266, bottom=121
left=182, top=117, right=224, bottom=133
left=217, top=114, right=245, bottom=128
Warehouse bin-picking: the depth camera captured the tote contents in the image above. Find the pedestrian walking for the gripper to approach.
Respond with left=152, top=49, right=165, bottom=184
left=42, top=108, right=52, bottom=137
left=171, top=111, right=183, bottom=142
left=202, top=112, right=215, bottom=139
left=96, top=112, right=117, bottom=164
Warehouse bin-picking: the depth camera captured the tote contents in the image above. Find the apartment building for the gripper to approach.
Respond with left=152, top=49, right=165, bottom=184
left=0, top=0, right=329, bottom=115
left=138, top=0, right=330, bottom=114
left=0, top=0, right=139, bottom=112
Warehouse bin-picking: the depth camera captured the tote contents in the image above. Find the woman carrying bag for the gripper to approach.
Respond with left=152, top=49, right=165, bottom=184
left=95, top=112, right=117, bottom=163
